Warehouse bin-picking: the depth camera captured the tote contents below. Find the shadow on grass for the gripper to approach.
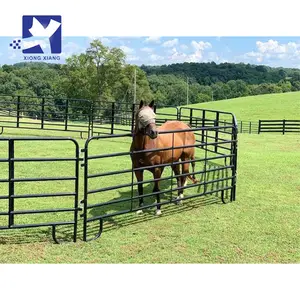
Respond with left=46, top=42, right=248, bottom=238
left=83, top=161, right=232, bottom=241
left=0, top=225, right=76, bottom=245
left=0, top=160, right=233, bottom=245
left=83, top=194, right=222, bottom=242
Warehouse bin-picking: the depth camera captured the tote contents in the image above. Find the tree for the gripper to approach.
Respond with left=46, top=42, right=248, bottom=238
left=189, top=83, right=210, bottom=104
left=114, top=65, right=153, bottom=103
left=291, top=81, right=300, bottom=91
left=86, top=39, right=126, bottom=102
left=227, top=80, right=250, bottom=98
left=278, top=80, right=292, bottom=93
left=148, top=74, right=187, bottom=106
left=254, top=83, right=282, bottom=95
left=63, top=53, right=95, bottom=101
left=211, top=82, right=227, bottom=100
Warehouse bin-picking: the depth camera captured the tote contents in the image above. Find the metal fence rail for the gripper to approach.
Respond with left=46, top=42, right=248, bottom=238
left=90, top=103, right=180, bottom=136
left=0, top=95, right=92, bottom=138
left=238, top=121, right=259, bottom=134
left=91, top=102, right=134, bottom=136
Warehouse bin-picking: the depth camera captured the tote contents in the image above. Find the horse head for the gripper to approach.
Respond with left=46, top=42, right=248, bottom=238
left=135, top=100, right=158, bottom=139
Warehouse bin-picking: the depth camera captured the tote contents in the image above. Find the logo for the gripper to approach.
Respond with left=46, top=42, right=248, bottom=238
left=9, top=15, right=62, bottom=61
left=10, top=39, right=22, bottom=50
left=22, top=16, right=62, bottom=54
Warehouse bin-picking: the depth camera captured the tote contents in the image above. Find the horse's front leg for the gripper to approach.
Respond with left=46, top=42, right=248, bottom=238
left=153, top=167, right=164, bottom=216
left=172, top=163, right=183, bottom=205
left=135, top=170, right=144, bottom=214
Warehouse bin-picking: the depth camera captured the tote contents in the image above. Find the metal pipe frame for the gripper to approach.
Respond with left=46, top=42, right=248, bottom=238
left=0, top=137, right=80, bottom=243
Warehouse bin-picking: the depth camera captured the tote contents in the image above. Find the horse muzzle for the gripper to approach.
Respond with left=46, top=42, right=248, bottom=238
left=148, top=130, right=158, bottom=139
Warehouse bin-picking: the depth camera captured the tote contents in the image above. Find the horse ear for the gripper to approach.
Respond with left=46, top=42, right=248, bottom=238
left=149, top=100, right=155, bottom=108
left=139, top=100, right=144, bottom=109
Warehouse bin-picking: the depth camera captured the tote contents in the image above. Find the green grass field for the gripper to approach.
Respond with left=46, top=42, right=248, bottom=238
left=161, top=91, right=300, bottom=121
left=0, top=92, right=299, bottom=263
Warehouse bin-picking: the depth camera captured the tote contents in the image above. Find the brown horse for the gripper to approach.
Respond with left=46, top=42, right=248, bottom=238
left=130, top=100, right=198, bottom=216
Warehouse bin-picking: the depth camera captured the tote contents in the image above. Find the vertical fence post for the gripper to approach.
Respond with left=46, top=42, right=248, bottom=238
left=41, top=97, right=45, bottom=129
left=240, top=121, right=243, bottom=133
left=16, top=96, right=21, bottom=128
left=65, top=99, right=69, bottom=131
left=189, top=109, right=193, bottom=127
left=283, top=119, right=286, bottom=135
left=201, top=110, right=205, bottom=148
left=176, top=107, right=180, bottom=121
left=8, top=139, right=15, bottom=227
left=88, top=102, right=93, bottom=138
left=111, top=102, right=115, bottom=135
left=82, top=144, right=88, bottom=242
left=258, top=120, right=261, bottom=134
left=230, top=124, right=238, bottom=202
left=249, top=121, right=251, bottom=134
left=214, top=112, right=219, bottom=153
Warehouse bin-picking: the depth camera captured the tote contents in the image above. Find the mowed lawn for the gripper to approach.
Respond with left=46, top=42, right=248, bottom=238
left=0, top=129, right=299, bottom=263
left=161, top=91, right=300, bottom=121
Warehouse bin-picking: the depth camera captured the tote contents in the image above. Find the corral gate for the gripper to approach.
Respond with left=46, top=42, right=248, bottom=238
left=0, top=137, right=80, bottom=243
left=81, top=108, right=238, bottom=242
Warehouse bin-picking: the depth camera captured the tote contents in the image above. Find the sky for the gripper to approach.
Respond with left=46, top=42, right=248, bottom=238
left=1, top=36, right=300, bottom=68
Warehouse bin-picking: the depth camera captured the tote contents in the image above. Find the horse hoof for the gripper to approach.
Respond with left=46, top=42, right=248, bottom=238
left=155, top=209, right=162, bottom=216
left=175, top=194, right=184, bottom=205
left=136, top=209, right=143, bottom=215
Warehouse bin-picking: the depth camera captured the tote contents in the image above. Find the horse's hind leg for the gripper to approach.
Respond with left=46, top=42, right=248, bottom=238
left=180, top=154, right=192, bottom=200
left=191, top=154, right=197, bottom=182
left=135, top=170, right=144, bottom=214
left=153, top=167, right=164, bottom=216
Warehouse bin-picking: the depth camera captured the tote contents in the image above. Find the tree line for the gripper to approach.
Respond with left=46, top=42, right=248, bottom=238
left=1, top=39, right=300, bottom=117
left=148, top=74, right=297, bottom=107
left=141, top=62, right=300, bottom=85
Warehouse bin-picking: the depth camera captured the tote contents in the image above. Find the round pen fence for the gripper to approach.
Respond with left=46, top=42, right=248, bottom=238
left=0, top=95, right=92, bottom=138
left=1, top=94, right=289, bottom=137
left=0, top=102, right=238, bottom=243
left=81, top=108, right=238, bottom=242
left=0, top=95, right=180, bottom=138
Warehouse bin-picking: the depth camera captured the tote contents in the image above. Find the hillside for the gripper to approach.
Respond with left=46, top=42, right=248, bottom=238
left=161, top=91, right=300, bottom=122
left=141, top=62, right=300, bottom=85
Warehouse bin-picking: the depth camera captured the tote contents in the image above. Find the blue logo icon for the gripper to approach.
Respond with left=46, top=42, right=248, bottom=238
left=22, top=15, right=62, bottom=54
left=9, top=40, right=22, bottom=49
